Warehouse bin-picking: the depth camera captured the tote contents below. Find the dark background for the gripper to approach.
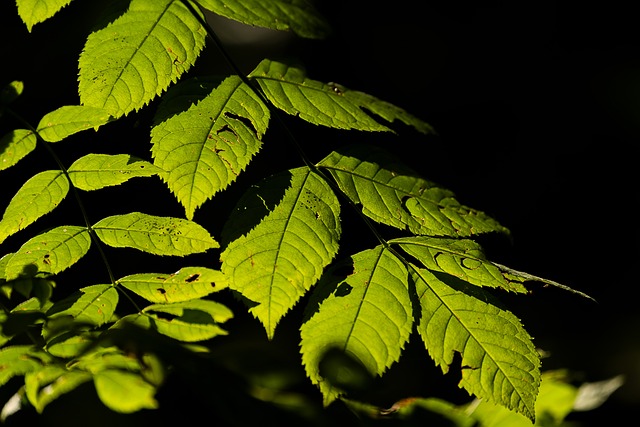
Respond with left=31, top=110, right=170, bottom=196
left=1, top=1, right=638, bottom=425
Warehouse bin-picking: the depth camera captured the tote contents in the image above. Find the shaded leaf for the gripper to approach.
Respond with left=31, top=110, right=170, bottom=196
left=0, top=170, right=69, bottom=244
left=151, top=76, right=269, bottom=219
left=25, top=366, right=91, bottom=413
left=221, top=167, right=341, bottom=338
left=1, top=81, right=24, bottom=106
left=195, top=0, right=331, bottom=39
left=78, top=0, right=206, bottom=118
left=0, top=346, right=53, bottom=387
left=68, top=154, right=162, bottom=191
left=118, top=267, right=228, bottom=303
left=36, top=105, right=112, bottom=142
left=4, top=226, right=91, bottom=281
left=410, top=266, right=540, bottom=421
left=94, top=369, right=158, bottom=413
left=152, top=76, right=222, bottom=125
left=249, top=59, right=433, bottom=134
left=46, top=284, right=119, bottom=328
left=390, top=236, right=528, bottom=293
left=45, top=332, right=97, bottom=358
left=93, top=212, right=218, bottom=256
left=115, top=299, right=233, bottom=342
left=0, top=129, right=37, bottom=171
left=300, top=246, right=413, bottom=405
left=15, top=0, right=74, bottom=32
left=318, top=145, right=509, bottom=237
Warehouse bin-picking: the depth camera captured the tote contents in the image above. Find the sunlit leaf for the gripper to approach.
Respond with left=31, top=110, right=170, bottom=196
left=194, top=0, right=331, bottom=39
left=300, top=246, right=413, bottom=405
left=0, top=129, right=37, bottom=171
left=318, top=145, right=509, bottom=237
left=221, top=167, right=341, bottom=338
left=0, top=170, right=69, bottom=244
left=151, top=75, right=269, bottom=219
left=0, top=346, right=53, bottom=387
left=15, top=0, right=74, bottom=32
left=78, top=0, right=206, bottom=118
left=36, top=105, right=112, bottom=142
left=94, top=369, right=158, bottom=413
left=249, top=59, right=433, bottom=134
left=118, top=267, right=227, bottom=303
left=93, top=212, right=218, bottom=256
left=46, top=284, right=119, bottom=327
left=68, top=154, right=162, bottom=191
left=25, top=366, right=91, bottom=413
left=4, top=226, right=91, bottom=281
left=410, top=266, right=540, bottom=421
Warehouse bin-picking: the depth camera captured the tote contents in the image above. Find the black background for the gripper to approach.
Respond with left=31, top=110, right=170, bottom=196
left=1, top=1, right=638, bottom=425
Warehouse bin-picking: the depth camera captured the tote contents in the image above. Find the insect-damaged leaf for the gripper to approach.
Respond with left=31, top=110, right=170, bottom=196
left=78, top=0, right=206, bottom=118
left=151, top=75, right=269, bottom=220
left=249, top=59, right=434, bottom=134
left=410, top=266, right=540, bottom=421
left=318, top=144, right=509, bottom=237
left=46, top=284, right=119, bottom=329
left=220, top=167, right=341, bottom=339
left=93, top=212, right=218, bottom=256
left=118, top=267, right=227, bottom=303
left=68, top=154, right=162, bottom=191
left=300, top=246, right=413, bottom=405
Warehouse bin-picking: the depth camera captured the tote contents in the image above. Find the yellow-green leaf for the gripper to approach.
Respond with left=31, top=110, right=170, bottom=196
left=15, top=0, right=74, bottom=32
left=94, top=370, right=158, bottom=413
left=36, top=105, right=112, bottom=142
left=0, top=129, right=36, bottom=171
left=68, top=154, right=162, bottom=191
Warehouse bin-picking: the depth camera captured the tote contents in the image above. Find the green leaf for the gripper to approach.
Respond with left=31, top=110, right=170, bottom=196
left=410, top=266, right=540, bottom=421
left=390, top=236, right=528, bottom=293
left=0, top=170, right=69, bottom=244
left=93, top=212, right=218, bottom=256
left=4, top=226, right=91, bottom=281
left=151, top=75, right=269, bottom=219
left=318, top=145, right=509, bottom=237
left=93, top=369, right=158, bottom=413
left=78, top=0, right=207, bottom=118
left=116, top=299, right=233, bottom=342
left=46, top=284, right=119, bottom=327
left=1, top=81, right=24, bottom=106
left=221, top=167, right=341, bottom=339
left=15, top=0, right=74, bottom=32
left=0, top=346, right=53, bottom=387
left=152, top=76, right=222, bottom=125
left=25, top=366, right=91, bottom=413
left=68, top=154, right=162, bottom=191
left=118, top=267, right=228, bottom=303
left=300, top=246, right=413, bottom=405
left=249, top=59, right=434, bottom=134
left=194, top=0, right=331, bottom=39
left=36, top=105, right=112, bottom=142
left=45, top=332, right=97, bottom=358
left=0, top=129, right=37, bottom=171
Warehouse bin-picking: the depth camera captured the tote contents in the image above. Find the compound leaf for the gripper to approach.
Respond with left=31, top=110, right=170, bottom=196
left=115, top=299, right=233, bottom=342
left=0, top=129, right=37, bottom=171
left=36, top=105, right=112, bottom=142
left=118, top=267, right=228, bottom=303
left=25, top=366, right=91, bottom=413
left=318, top=145, right=509, bottom=237
left=411, top=266, right=540, bottom=421
left=93, top=212, right=218, bottom=256
left=78, top=0, right=206, bottom=118
left=0, top=346, right=53, bottom=387
left=68, top=154, right=162, bottom=191
left=249, top=59, right=433, bottom=134
left=194, top=0, right=331, bottom=39
left=220, top=167, right=341, bottom=339
left=300, top=246, right=413, bottom=405
left=15, top=0, right=74, bottom=32
left=4, top=226, right=91, bottom=281
left=0, top=170, right=69, bottom=244
left=94, top=369, right=158, bottom=413
left=46, top=284, right=119, bottom=328
left=151, top=75, right=269, bottom=219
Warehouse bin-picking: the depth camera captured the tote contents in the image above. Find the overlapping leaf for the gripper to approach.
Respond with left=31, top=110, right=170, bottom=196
left=151, top=76, right=269, bottom=219
left=15, top=0, right=74, bottom=32
left=3, top=226, right=91, bottom=281
left=0, top=170, right=69, bottom=244
left=68, top=154, right=162, bottom=191
left=36, top=106, right=112, bottom=142
left=93, top=212, right=218, bottom=256
left=0, top=346, right=53, bottom=387
left=78, top=0, right=206, bottom=118
left=249, top=59, right=433, bottom=134
left=115, top=299, right=233, bottom=342
left=118, top=267, right=227, bottom=303
left=410, top=267, right=540, bottom=421
left=195, top=0, right=331, bottom=39
left=46, top=284, right=119, bottom=328
left=0, top=129, right=37, bottom=171
left=390, top=236, right=528, bottom=293
left=25, top=366, right=91, bottom=413
left=318, top=145, right=510, bottom=237
left=220, top=167, right=341, bottom=338
left=300, top=246, right=413, bottom=405
left=94, top=369, right=159, bottom=412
